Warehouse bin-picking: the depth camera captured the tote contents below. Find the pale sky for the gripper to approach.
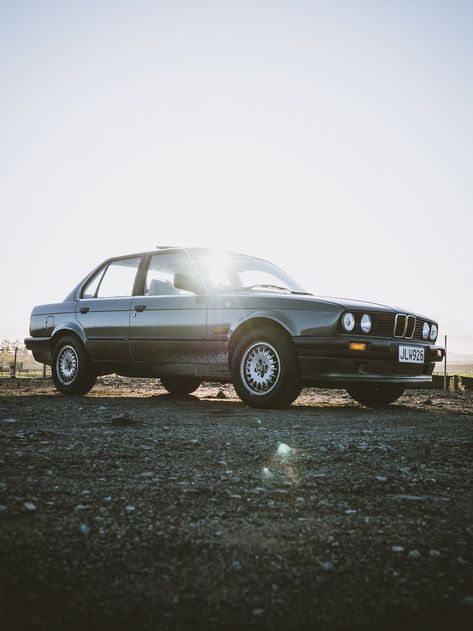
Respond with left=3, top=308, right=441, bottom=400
left=1, top=1, right=472, bottom=354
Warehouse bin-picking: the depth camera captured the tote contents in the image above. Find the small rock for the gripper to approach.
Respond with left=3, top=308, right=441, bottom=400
left=2, top=418, right=16, bottom=424
left=408, top=550, right=422, bottom=559
left=126, top=504, right=136, bottom=513
left=262, top=467, right=273, bottom=479
left=23, top=501, right=36, bottom=511
left=216, top=390, right=227, bottom=399
left=429, top=549, right=442, bottom=558
left=0, top=504, right=7, bottom=512
left=277, top=442, right=294, bottom=457
left=461, top=596, right=473, bottom=608
left=229, top=494, right=241, bottom=500
left=375, top=475, right=388, bottom=482
left=391, top=546, right=405, bottom=553
left=253, top=608, right=264, bottom=616
left=320, top=561, right=334, bottom=572
left=79, top=523, right=90, bottom=535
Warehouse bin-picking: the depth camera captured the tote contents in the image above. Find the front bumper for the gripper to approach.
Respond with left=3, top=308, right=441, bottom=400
left=293, top=336, right=445, bottom=387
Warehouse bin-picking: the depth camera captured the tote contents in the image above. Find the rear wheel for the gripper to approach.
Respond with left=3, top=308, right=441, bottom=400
left=346, top=384, right=405, bottom=408
left=231, top=326, right=302, bottom=409
left=52, top=335, right=96, bottom=395
left=160, top=376, right=202, bottom=395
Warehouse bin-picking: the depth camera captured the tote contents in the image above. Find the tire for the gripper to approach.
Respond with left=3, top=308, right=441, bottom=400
left=346, top=384, right=405, bottom=408
left=160, top=376, right=202, bottom=395
left=51, top=335, right=96, bottom=395
left=231, top=326, right=302, bottom=409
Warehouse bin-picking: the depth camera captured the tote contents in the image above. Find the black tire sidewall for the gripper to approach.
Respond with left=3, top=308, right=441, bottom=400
left=160, top=376, right=202, bottom=395
left=346, top=384, right=405, bottom=408
left=52, top=336, right=95, bottom=395
left=231, top=326, right=301, bottom=408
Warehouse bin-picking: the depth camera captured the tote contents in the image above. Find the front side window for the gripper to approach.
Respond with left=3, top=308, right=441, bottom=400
left=144, top=253, right=196, bottom=296
left=96, top=257, right=141, bottom=298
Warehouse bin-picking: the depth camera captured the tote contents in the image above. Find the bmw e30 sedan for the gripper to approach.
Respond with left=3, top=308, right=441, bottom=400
left=25, top=247, right=445, bottom=408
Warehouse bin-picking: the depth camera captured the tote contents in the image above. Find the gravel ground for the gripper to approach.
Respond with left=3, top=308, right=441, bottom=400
left=0, top=378, right=472, bottom=631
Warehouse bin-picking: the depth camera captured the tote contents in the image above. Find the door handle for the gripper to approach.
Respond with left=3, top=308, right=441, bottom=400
left=134, top=304, right=147, bottom=312
left=79, top=306, right=90, bottom=314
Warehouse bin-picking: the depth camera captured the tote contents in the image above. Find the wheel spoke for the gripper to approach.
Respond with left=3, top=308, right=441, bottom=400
left=56, top=346, right=79, bottom=385
left=240, top=342, right=281, bottom=396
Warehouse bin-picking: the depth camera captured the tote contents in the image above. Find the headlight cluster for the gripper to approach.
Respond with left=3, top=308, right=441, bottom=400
left=422, top=322, right=438, bottom=341
left=341, top=312, right=372, bottom=333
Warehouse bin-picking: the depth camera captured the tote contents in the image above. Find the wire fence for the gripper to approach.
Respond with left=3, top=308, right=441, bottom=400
left=0, top=345, right=51, bottom=378
left=0, top=337, right=472, bottom=389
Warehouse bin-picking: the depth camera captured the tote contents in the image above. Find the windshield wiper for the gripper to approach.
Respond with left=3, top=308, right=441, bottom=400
left=239, top=284, right=312, bottom=295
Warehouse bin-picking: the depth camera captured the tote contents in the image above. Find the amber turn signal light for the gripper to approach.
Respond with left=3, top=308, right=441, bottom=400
left=349, top=342, right=367, bottom=351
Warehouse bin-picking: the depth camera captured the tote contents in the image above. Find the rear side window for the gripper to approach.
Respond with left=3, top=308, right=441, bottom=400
left=96, top=257, right=141, bottom=298
left=82, top=267, right=106, bottom=299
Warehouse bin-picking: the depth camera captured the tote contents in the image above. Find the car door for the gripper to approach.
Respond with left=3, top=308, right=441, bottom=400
left=75, top=256, right=142, bottom=362
left=129, top=251, right=208, bottom=369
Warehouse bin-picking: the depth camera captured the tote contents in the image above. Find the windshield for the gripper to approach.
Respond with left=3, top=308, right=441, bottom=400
left=190, top=250, right=308, bottom=294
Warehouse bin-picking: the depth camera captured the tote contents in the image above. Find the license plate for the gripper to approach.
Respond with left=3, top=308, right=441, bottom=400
left=398, top=345, right=425, bottom=363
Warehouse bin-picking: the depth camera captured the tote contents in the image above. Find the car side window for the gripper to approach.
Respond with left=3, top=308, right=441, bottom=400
left=96, top=257, right=141, bottom=298
left=144, top=253, right=195, bottom=296
left=82, top=267, right=106, bottom=299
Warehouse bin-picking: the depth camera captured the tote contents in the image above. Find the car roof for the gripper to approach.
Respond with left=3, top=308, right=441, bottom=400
left=106, top=247, right=258, bottom=262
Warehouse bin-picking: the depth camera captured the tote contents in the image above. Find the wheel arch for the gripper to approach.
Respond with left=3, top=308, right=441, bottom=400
left=50, top=323, right=88, bottom=352
left=227, top=316, right=294, bottom=365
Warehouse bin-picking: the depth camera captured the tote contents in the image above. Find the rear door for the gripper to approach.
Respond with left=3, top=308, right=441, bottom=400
left=76, top=256, right=142, bottom=361
left=129, top=251, right=208, bottom=369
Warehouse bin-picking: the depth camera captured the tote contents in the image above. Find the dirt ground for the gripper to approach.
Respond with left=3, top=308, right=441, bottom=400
left=0, top=377, right=472, bottom=631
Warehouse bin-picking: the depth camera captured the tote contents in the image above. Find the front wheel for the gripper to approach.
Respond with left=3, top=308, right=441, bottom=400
left=160, top=376, right=202, bottom=395
left=346, top=384, right=405, bottom=408
left=231, top=326, right=302, bottom=409
left=52, top=336, right=96, bottom=395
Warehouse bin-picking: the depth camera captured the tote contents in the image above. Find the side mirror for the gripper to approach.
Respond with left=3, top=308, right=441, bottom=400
left=173, top=272, right=204, bottom=295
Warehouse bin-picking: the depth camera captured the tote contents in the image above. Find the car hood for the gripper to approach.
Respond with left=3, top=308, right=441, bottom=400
left=312, top=295, right=399, bottom=313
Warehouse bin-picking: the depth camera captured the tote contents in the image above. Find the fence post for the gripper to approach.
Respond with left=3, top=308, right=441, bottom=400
left=10, top=346, right=18, bottom=379
left=443, top=334, right=447, bottom=392
left=43, top=364, right=46, bottom=379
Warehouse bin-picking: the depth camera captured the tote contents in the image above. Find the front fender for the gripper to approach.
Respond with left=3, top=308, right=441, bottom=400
left=227, top=310, right=295, bottom=340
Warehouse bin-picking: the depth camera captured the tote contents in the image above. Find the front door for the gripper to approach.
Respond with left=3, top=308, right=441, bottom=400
left=129, top=251, right=208, bottom=371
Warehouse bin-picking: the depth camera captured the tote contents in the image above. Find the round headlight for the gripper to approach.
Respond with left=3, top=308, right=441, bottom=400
left=342, top=312, right=355, bottom=332
left=430, top=323, right=438, bottom=341
left=360, top=313, right=372, bottom=333
left=422, top=322, right=430, bottom=340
